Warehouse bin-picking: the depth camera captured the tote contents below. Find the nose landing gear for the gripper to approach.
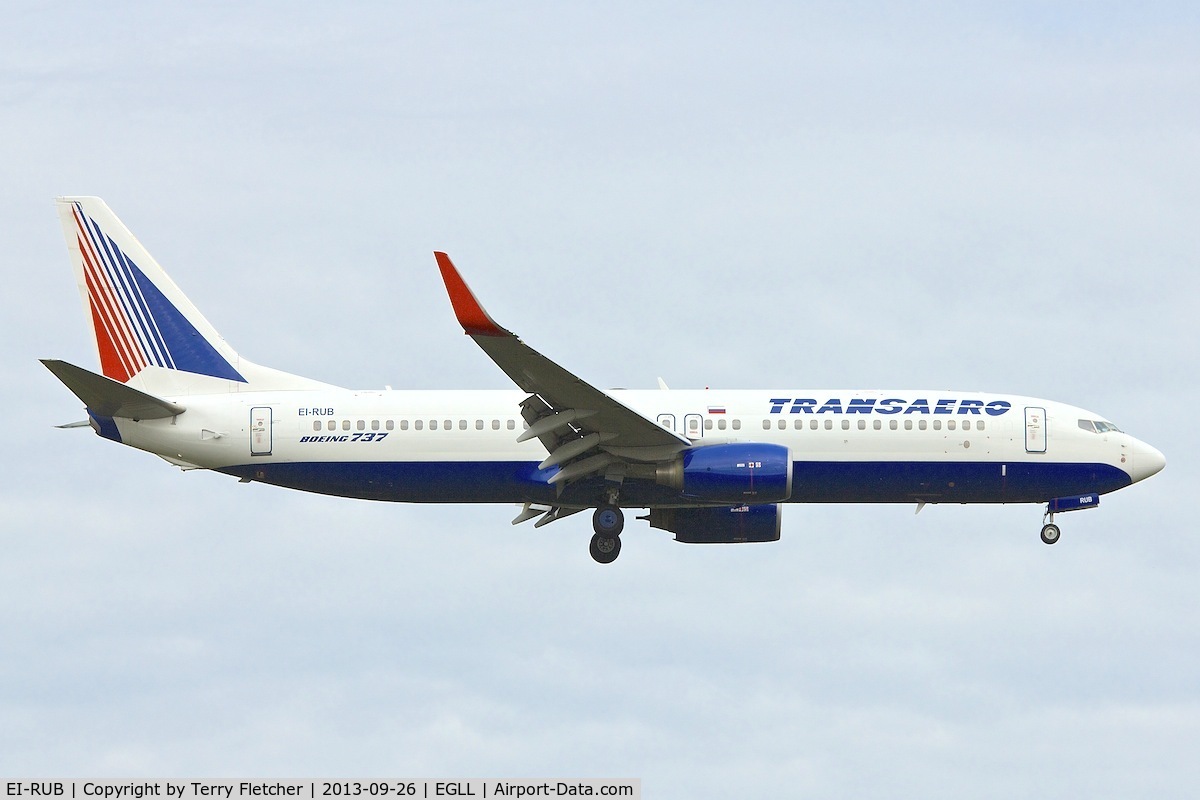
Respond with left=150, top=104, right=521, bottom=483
left=1038, top=494, right=1101, bottom=545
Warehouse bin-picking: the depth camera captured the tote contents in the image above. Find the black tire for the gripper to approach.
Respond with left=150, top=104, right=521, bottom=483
left=1040, top=523, right=1061, bottom=545
left=589, top=532, right=622, bottom=564
left=593, top=504, right=624, bottom=536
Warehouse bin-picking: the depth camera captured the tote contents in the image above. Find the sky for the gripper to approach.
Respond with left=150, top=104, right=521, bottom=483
left=2, top=1, right=1198, bottom=796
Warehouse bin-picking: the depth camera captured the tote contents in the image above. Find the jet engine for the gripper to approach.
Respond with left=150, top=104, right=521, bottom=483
left=655, top=443, right=792, bottom=503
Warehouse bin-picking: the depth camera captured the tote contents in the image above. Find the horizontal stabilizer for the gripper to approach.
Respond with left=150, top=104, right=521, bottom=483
left=41, top=359, right=185, bottom=419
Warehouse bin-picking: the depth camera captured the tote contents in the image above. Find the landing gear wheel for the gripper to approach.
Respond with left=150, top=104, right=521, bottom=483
left=593, top=504, right=624, bottom=536
left=590, top=532, right=622, bottom=564
left=1040, top=523, right=1061, bottom=545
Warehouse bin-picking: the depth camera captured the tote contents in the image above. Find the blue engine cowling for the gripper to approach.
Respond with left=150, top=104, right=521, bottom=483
left=649, top=504, right=781, bottom=544
left=680, top=443, right=793, bottom=503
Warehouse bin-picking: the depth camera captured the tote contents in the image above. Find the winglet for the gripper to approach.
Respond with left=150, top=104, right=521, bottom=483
left=435, top=252, right=507, bottom=337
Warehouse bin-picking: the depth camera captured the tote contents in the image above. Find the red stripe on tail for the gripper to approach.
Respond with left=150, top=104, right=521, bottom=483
left=78, top=232, right=144, bottom=381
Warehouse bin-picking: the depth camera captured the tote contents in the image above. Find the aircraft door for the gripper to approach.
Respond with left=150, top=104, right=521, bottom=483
left=250, top=406, right=273, bottom=456
left=684, top=413, right=704, bottom=439
left=657, top=413, right=677, bottom=432
left=1024, top=406, right=1046, bottom=453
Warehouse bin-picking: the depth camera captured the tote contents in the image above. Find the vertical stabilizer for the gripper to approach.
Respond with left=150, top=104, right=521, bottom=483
left=55, top=197, right=333, bottom=394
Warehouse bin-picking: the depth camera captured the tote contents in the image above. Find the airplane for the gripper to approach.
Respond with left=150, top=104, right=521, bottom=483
left=42, top=196, right=1166, bottom=563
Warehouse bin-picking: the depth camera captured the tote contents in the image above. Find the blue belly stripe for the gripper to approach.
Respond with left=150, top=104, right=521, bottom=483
left=217, top=460, right=1132, bottom=505
left=789, top=460, right=1130, bottom=503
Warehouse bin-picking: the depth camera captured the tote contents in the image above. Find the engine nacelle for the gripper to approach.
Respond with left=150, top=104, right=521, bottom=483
left=668, top=442, right=792, bottom=503
left=649, top=504, right=781, bottom=544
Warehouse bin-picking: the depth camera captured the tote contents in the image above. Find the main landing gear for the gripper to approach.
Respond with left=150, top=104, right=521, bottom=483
left=590, top=504, right=624, bottom=564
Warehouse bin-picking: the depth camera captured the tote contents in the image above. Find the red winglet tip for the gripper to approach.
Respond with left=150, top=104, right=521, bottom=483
left=434, top=252, right=506, bottom=337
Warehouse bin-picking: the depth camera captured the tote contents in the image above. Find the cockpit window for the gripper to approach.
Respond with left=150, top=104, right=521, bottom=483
left=1078, top=420, right=1096, bottom=433
left=1079, top=419, right=1123, bottom=434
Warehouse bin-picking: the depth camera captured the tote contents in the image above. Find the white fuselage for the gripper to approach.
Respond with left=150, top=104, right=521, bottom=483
left=104, top=388, right=1161, bottom=508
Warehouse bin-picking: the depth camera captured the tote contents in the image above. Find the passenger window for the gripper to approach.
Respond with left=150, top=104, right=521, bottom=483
left=810, top=419, right=818, bottom=430
left=794, top=419, right=803, bottom=430
left=889, top=420, right=898, bottom=430
left=858, top=420, right=866, bottom=430
left=444, top=419, right=452, bottom=430
left=415, top=420, right=423, bottom=431
left=327, top=420, right=336, bottom=431
left=398, top=420, right=407, bottom=431
left=430, top=420, right=438, bottom=430
left=732, top=420, right=741, bottom=430
left=342, top=420, right=351, bottom=431
left=977, top=420, right=985, bottom=431
left=873, top=420, right=881, bottom=430
left=918, top=420, right=927, bottom=430
left=312, top=421, right=321, bottom=431
left=371, top=420, right=380, bottom=431
left=492, top=420, right=501, bottom=430
left=962, top=420, right=970, bottom=431
left=762, top=420, right=771, bottom=431
left=717, top=419, right=727, bottom=430
left=507, top=420, right=516, bottom=430
left=947, top=420, right=956, bottom=431
left=704, top=419, right=713, bottom=430
left=933, top=420, right=941, bottom=431
left=476, top=420, right=484, bottom=430
left=825, top=419, right=833, bottom=430
left=842, top=420, right=850, bottom=430
left=777, top=419, right=786, bottom=430
left=357, top=420, right=365, bottom=431
left=459, top=420, right=467, bottom=430
left=904, top=420, right=913, bottom=431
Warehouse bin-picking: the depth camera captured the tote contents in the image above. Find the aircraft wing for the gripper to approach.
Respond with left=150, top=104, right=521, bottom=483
left=436, top=252, right=689, bottom=484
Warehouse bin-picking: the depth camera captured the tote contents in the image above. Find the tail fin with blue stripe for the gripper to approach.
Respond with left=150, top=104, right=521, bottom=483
left=55, top=197, right=331, bottom=394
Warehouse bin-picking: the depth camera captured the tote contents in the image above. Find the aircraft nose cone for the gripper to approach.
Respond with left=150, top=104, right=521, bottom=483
left=1130, top=438, right=1166, bottom=482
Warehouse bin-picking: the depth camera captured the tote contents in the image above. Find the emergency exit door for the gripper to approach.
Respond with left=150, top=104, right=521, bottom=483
left=250, top=406, right=273, bottom=456
left=1024, top=406, right=1046, bottom=453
